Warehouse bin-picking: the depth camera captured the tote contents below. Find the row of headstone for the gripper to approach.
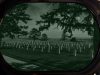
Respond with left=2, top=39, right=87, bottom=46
left=0, top=41, right=94, bottom=58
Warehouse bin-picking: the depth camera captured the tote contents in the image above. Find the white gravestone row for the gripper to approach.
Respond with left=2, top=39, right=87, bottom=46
left=0, top=41, right=94, bottom=58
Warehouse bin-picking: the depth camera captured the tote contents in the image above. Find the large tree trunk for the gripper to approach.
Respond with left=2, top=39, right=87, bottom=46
left=61, top=28, right=73, bottom=41
left=61, top=28, right=67, bottom=40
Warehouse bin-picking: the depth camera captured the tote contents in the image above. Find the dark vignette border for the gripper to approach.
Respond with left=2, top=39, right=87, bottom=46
left=0, top=0, right=100, bottom=75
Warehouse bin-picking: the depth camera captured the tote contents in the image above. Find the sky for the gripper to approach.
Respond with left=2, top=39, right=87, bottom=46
left=18, top=3, right=94, bottom=39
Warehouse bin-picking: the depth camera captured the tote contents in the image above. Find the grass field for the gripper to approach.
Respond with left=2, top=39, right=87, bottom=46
left=0, top=38, right=95, bottom=71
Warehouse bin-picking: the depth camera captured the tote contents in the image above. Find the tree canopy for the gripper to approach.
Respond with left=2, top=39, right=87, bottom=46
left=0, top=3, right=32, bottom=39
left=41, top=33, right=48, bottom=41
left=36, top=3, right=95, bottom=40
left=29, top=28, right=41, bottom=40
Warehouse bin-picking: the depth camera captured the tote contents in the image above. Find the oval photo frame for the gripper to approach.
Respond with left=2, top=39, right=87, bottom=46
left=0, top=0, right=100, bottom=75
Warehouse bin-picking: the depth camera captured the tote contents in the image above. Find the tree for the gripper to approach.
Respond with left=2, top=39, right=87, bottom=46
left=29, top=28, right=41, bottom=40
left=21, top=31, right=28, bottom=36
left=17, top=31, right=28, bottom=38
left=41, top=33, right=48, bottom=41
left=70, top=37, right=77, bottom=42
left=36, top=3, right=94, bottom=40
left=0, top=4, right=32, bottom=40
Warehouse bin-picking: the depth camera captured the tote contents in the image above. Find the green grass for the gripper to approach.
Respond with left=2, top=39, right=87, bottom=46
left=0, top=48, right=92, bottom=71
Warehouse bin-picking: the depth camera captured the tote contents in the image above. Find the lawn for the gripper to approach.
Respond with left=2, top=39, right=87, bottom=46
left=0, top=48, right=92, bottom=71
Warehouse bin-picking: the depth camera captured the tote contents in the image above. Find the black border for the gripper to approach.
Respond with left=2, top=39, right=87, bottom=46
left=0, top=0, right=100, bottom=75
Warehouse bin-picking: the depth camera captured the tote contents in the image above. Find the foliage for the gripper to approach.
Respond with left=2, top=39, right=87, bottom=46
left=70, top=37, right=77, bottom=42
left=36, top=3, right=95, bottom=40
left=0, top=3, right=32, bottom=39
left=41, top=33, right=48, bottom=41
left=29, top=28, right=41, bottom=40
left=20, top=31, right=28, bottom=36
